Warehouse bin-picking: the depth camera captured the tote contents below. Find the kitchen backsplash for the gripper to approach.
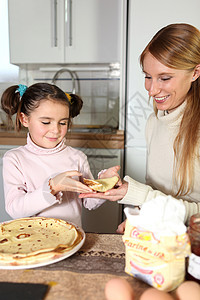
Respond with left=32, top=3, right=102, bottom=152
left=18, top=64, right=120, bottom=128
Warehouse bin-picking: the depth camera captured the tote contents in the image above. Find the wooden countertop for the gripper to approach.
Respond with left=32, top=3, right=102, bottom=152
left=0, top=129, right=124, bottom=149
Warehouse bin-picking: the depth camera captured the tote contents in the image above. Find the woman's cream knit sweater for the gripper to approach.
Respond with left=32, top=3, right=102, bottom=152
left=119, top=102, right=200, bottom=224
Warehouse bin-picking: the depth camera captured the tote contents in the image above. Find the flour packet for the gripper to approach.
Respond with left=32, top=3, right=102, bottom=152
left=123, top=196, right=191, bottom=291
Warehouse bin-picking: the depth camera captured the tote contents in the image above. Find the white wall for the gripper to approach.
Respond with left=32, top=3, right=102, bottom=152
left=127, top=0, right=200, bottom=104
left=125, top=0, right=200, bottom=182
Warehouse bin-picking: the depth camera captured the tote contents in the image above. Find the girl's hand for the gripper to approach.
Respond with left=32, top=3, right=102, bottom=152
left=49, top=171, right=93, bottom=195
left=79, top=182, right=128, bottom=201
left=99, top=165, right=122, bottom=186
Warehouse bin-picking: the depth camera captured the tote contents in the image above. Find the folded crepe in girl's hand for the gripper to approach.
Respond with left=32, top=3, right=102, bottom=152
left=83, top=176, right=119, bottom=192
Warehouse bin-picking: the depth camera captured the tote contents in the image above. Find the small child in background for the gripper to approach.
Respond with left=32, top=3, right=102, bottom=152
left=1, top=82, right=106, bottom=227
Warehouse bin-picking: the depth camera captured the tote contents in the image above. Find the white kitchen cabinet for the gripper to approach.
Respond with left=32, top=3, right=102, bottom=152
left=8, top=0, right=122, bottom=64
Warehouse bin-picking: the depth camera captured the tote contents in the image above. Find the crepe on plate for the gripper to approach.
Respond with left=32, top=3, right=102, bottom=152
left=83, top=176, right=119, bottom=192
left=0, top=217, right=82, bottom=265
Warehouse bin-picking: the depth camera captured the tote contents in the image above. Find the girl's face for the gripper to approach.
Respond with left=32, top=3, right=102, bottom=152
left=21, top=99, right=70, bottom=148
left=142, top=52, right=195, bottom=112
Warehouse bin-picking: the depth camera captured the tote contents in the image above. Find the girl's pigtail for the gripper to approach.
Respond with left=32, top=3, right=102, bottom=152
left=69, top=94, right=83, bottom=118
left=1, top=85, right=21, bottom=128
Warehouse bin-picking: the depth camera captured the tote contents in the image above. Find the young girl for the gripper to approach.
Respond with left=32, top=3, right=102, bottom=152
left=1, top=82, right=105, bottom=227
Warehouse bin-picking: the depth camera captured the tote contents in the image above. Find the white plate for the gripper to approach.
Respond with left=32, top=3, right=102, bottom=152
left=0, top=220, right=85, bottom=270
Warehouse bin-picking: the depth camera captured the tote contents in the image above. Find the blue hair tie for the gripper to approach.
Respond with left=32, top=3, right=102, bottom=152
left=16, top=84, right=28, bottom=97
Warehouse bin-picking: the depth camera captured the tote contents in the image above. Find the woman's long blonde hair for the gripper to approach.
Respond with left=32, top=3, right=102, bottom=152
left=140, top=23, right=200, bottom=197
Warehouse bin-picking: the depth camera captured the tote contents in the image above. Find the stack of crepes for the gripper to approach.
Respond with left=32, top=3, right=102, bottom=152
left=0, top=217, right=83, bottom=266
left=123, top=196, right=191, bottom=292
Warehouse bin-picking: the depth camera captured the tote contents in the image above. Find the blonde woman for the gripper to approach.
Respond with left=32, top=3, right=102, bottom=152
left=80, top=23, right=200, bottom=228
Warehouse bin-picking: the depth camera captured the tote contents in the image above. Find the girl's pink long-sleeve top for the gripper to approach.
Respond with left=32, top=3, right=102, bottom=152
left=3, top=135, right=105, bottom=227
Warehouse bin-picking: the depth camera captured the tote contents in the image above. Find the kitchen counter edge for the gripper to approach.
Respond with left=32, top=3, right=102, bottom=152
left=0, top=130, right=124, bottom=149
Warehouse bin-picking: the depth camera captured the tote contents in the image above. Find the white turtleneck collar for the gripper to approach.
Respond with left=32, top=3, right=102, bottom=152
left=157, top=101, right=186, bottom=123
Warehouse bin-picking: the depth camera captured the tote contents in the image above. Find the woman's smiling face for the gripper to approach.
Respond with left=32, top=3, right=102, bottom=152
left=143, top=52, right=194, bottom=112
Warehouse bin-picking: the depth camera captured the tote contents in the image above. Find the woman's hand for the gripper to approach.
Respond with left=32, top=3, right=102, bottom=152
left=49, top=171, right=93, bottom=195
left=116, top=219, right=126, bottom=234
left=79, top=182, right=128, bottom=201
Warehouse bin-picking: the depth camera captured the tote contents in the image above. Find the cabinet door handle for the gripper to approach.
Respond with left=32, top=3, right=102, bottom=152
left=65, top=0, right=72, bottom=46
left=52, top=0, right=58, bottom=47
